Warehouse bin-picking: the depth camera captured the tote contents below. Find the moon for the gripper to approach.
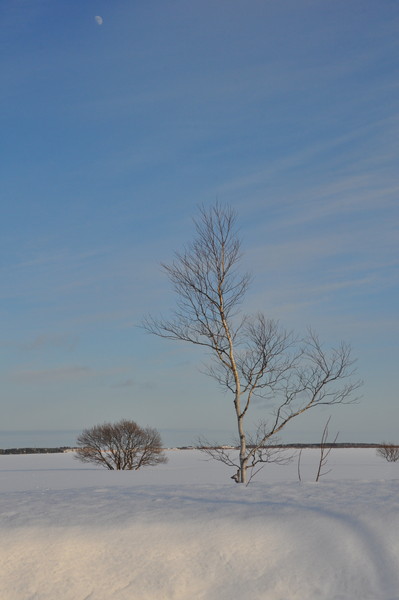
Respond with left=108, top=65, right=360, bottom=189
left=95, top=15, right=103, bottom=25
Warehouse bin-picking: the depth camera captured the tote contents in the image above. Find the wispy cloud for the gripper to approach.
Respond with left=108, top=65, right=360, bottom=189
left=8, top=249, right=106, bottom=271
left=111, top=378, right=136, bottom=388
left=11, top=365, right=94, bottom=384
left=111, top=378, right=155, bottom=390
left=21, top=333, right=78, bottom=352
left=219, top=115, right=398, bottom=208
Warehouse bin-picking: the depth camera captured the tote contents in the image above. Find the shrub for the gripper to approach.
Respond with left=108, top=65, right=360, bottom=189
left=75, top=419, right=168, bottom=470
left=376, top=443, right=399, bottom=463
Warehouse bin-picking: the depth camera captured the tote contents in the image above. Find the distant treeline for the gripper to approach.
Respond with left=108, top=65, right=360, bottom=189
left=0, top=447, right=74, bottom=455
left=0, top=443, right=388, bottom=455
left=275, top=443, right=385, bottom=449
left=188, top=443, right=386, bottom=450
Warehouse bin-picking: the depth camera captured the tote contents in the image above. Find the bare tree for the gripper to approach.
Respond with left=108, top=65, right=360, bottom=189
left=75, top=419, right=168, bottom=470
left=297, top=448, right=303, bottom=483
left=376, top=443, right=399, bottom=463
left=143, top=204, right=361, bottom=484
left=199, top=428, right=292, bottom=486
left=315, top=416, right=338, bottom=482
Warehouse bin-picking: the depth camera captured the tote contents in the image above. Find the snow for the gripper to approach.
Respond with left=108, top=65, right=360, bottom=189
left=1, top=449, right=399, bottom=600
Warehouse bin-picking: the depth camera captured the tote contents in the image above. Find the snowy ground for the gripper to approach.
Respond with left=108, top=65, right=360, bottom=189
left=1, top=448, right=398, bottom=600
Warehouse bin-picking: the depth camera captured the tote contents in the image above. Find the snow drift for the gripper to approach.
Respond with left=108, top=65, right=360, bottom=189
left=1, top=449, right=398, bottom=600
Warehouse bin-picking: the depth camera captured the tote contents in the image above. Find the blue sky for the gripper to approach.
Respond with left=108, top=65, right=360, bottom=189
left=1, top=0, right=398, bottom=447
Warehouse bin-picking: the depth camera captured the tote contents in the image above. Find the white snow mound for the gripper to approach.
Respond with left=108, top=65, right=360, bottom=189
left=1, top=449, right=398, bottom=600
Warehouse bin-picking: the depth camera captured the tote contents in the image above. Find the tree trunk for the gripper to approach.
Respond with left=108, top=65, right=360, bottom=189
left=236, top=400, right=247, bottom=484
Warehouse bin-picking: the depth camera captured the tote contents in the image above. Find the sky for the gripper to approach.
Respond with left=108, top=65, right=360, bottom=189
left=1, top=0, right=398, bottom=448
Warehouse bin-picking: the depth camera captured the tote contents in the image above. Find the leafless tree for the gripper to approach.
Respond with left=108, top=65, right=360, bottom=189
left=315, top=416, right=338, bottom=482
left=199, top=428, right=292, bottom=486
left=143, top=204, right=361, bottom=484
left=297, top=448, right=303, bottom=483
left=376, top=443, right=399, bottom=463
left=75, top=419, right=168, bottom=470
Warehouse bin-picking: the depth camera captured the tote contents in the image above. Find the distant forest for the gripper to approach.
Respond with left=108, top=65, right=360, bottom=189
left=0, top=447, right=74, bottom=455
left=0, top=443, right=387, bottom=455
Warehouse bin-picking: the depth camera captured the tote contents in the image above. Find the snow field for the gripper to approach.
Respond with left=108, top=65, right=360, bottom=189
left=1, top=449, right=399, bottom=600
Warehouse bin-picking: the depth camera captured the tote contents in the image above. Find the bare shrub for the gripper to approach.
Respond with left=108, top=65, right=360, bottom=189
left=75, top=419, right=168, bottom=470
left=376, top=443, right=399, bottom=463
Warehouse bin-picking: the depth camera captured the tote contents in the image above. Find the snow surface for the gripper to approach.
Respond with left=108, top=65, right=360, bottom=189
left=1, top=448, right=399, bottom=600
